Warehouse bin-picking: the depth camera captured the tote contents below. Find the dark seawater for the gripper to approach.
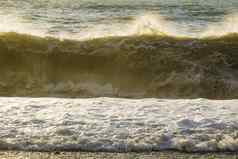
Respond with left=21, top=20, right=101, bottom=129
left=1, top=1, right=238, bottom=98
left=1, top=32, right=238, bottom=98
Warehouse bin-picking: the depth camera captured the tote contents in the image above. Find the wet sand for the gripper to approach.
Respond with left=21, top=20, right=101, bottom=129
left=0, top=151, right=238, bottom=159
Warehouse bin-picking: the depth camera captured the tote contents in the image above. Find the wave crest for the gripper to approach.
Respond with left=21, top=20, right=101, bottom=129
left=202, top=12, right=238, bottom=37
left=2, top=12, right=238, bottom=39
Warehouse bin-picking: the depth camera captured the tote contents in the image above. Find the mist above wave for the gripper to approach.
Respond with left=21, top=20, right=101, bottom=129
left=1, top=12, right=238, bottom=40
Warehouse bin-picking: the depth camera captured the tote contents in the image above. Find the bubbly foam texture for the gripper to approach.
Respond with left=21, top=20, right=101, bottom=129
left=0, top=97, right=238, bottom=152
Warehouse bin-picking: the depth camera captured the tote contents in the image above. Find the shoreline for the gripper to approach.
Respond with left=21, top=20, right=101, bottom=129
left=1, top=151, right=238, bottom=159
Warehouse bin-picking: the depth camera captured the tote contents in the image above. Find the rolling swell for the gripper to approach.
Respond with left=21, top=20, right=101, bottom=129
left=1, top=32, right=238, bottom=98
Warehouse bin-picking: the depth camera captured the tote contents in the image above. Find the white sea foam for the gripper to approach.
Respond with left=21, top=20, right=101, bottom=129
left=0, top=97, right=237, bottom=152
left=0, top=13, right=46, bottom=37
left=201, top=12, right=238, bottom=37
left=130, top=13, right=182, bottom=36
left=1, top=9, right=238, bottom=40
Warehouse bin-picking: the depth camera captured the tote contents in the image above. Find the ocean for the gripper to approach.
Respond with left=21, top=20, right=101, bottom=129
left=1, top=0, right=238, bottom=38
left=1, top=0, right=238, bottom=153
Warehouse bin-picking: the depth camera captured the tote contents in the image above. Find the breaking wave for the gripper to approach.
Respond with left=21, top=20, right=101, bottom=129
left=201, top=13, right=238, bottom=37
left=1, top=32, right=238, bottom=99
left=2, top=12, right=238, bottom=39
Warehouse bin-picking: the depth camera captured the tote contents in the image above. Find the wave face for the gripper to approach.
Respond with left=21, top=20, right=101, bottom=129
left=1, top=32, right=238, bottom=98
left=0, top=97, right=238, bottom=152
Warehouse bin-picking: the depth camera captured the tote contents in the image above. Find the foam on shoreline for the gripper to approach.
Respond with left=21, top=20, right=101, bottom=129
left=0, top=97, right=237, bottom=152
